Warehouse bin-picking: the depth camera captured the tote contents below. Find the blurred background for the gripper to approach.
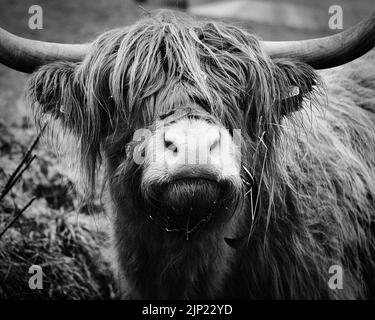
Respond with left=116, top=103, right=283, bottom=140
left=0, top=0, right=373, bottom=299
left=0, top=0, right=373, bottom=125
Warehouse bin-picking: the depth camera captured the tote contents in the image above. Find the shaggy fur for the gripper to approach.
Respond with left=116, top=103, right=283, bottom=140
left=26, top=10, right=375, bottom=299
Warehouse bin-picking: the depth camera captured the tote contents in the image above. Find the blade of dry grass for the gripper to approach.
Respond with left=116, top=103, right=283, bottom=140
left=0, top=126, right=45, bottom=203
left=0, top=197, right=36, bottom=239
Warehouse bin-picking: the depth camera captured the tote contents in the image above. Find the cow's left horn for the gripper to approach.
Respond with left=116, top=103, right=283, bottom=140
left=0, top=27, right=89, bottom=73
left=262, top=11, right=375, bottom=69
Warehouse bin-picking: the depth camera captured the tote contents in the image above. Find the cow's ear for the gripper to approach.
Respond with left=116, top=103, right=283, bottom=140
left=273, top=59, right=320, bottom=117
left=27, top=61, right=85, bottom=135
left=27, top=61, right=104, bottom=197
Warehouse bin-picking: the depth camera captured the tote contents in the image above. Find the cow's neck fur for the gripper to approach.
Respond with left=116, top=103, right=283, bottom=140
left=112, top=202, right=241, bottom=299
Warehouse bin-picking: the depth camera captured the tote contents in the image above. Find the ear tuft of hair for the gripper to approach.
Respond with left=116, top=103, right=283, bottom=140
left=27, top=61, right=103, bottom=199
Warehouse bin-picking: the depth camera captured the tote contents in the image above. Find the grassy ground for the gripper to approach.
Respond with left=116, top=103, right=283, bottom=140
left=0, top=121, right=117, bottom=299
left=0, top=0, right=143, bottom=300
left=0, top=0, right=373, bottom=299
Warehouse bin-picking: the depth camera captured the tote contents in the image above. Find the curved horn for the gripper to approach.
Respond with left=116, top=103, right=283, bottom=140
left=0, top=27, right=90, bottom=73
left=262, top=11, right=375, bottom=69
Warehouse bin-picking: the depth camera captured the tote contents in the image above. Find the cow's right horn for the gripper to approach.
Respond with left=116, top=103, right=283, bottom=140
left=262, top=11, right=375, bottom=69
left=0, top=27, right=89, bottom=73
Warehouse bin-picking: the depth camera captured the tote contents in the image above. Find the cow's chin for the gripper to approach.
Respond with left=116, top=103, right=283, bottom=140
left=143, top=178, right=239, bottom=235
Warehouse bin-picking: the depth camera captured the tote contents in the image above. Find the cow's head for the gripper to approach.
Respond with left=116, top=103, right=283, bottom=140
left=1, top=10, right=374, bottom=239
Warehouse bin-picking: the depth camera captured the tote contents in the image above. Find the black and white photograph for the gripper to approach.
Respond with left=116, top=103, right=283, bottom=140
left=0, top=0, right=374, bottom=307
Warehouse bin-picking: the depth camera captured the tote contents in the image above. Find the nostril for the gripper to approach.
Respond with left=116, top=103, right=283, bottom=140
left=210, top=139, right=220, bottom=152
left=165, top=139, right=178, bottom=153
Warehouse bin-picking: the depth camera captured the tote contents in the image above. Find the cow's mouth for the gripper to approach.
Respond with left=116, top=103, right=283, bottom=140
left=146, top=178, right=235, bottom=236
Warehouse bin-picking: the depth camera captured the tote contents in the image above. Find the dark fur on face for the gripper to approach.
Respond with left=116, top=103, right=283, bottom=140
left=26, top=10, right=375, bottom=299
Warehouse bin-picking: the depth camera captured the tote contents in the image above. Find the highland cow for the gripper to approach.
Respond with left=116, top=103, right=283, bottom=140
left=1, top=10, right=375, bottom=299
